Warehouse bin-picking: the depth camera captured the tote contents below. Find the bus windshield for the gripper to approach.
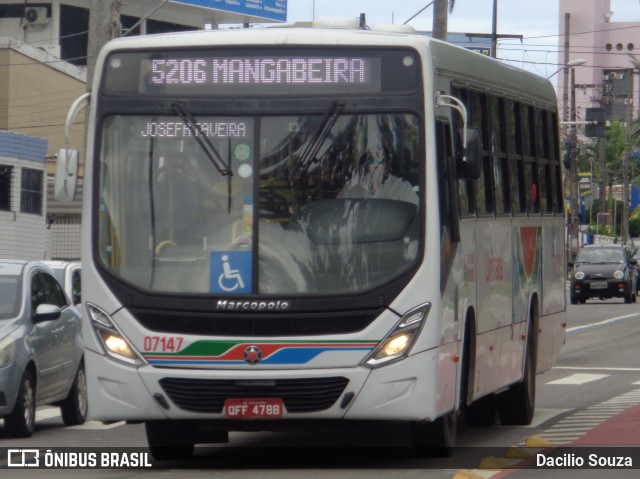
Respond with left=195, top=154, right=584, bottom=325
left=97, top=112, right=421, bottom=295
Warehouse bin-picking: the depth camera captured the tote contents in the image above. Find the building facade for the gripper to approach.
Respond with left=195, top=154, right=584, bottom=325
left=0, top=131, right=50, bottom=259
left=558, top=0, right=640, bottom=124
left=1, top=1, right=279, bottom=260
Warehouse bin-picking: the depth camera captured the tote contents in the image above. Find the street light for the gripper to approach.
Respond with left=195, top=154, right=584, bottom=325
left=547, top=58, right=586, bottom=80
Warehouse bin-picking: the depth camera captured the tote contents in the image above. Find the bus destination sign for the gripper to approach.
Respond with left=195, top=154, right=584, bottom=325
left=149, top=56, right=372, bottom=87
left=103, top=49, right=418, bottom=97
left=140, top=55, right=380, bottom=95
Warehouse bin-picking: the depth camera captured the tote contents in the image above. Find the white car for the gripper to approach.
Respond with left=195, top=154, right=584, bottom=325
left=42, top=261, right=81, bottom=306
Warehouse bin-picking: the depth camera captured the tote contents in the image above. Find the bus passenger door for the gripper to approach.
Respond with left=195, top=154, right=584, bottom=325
left=435, top=120, right=460, bottom=294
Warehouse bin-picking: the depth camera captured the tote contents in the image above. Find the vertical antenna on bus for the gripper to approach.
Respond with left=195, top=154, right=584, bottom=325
left=359, top=13, right=366, bottom=29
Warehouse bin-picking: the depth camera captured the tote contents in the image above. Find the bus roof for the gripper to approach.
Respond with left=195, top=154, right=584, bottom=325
left=98, top=19, right=556, bottom=107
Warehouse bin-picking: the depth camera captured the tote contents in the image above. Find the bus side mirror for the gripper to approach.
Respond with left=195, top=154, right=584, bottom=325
left=54, top=148, right=79, bottom=202
left=458, top=127, right=482, bottom=180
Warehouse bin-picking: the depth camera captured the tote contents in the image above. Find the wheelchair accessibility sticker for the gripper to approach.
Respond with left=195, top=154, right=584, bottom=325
left=210, top=251, right=252, bottom=293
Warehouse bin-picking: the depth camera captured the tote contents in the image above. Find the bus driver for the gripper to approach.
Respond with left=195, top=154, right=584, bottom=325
left=338, top=118, right=418, bottom=205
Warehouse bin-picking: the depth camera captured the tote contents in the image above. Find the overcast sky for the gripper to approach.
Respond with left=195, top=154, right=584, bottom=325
left=284, top=0, right=640, bottom=79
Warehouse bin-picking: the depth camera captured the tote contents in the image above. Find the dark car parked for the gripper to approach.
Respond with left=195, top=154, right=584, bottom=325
left=570, top=244, right=638, bottom=304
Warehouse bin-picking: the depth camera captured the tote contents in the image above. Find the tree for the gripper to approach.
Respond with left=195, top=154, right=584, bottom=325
left=578, top=121, right=626, bottom=236
left=432, top=0, right=455, bottom=41
left=579, top=121, right=625, bottom=196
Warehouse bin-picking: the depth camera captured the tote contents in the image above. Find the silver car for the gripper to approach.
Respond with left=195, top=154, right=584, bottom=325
left=0, top=259, right=87, bottom=437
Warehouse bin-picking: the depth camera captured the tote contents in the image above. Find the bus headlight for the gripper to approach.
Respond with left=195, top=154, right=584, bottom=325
left=613, top=270, right=624, bottom=279
left=0, top=336, right=16, bottom=368
left=86, top=303, right=145, bottom=367
left=574, top=271, right=585, bottom=280
left=363, top=303, right=431, bottom=368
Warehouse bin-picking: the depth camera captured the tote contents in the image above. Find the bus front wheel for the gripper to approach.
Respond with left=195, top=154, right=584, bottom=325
left=410, top=412, right=456, bottom=457
left=145, top=421, right=195, bottom=461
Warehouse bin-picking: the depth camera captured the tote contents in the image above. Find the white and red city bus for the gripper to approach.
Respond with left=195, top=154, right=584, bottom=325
left=56, top=17, right=566, bottom=458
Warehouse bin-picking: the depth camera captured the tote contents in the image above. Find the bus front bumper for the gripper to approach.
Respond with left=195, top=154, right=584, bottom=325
left=85, top=346, right=444, bottom=423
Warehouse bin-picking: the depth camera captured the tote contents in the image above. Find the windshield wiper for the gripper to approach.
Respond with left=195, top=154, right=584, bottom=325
left=297, top=100, right=345, bottom=176
left=172, top=102, right=233, bottom=213
left=172, top=102, right=232, bottom=177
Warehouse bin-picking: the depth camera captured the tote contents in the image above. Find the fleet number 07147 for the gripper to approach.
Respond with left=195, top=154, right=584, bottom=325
left=143, top=336, right=184, bottom=352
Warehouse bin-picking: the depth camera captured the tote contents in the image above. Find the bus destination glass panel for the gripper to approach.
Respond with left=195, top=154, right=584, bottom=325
left=102, top=48, right=420, bottom=97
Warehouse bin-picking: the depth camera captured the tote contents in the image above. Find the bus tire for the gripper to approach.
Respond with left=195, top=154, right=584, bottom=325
left=498, top=323, right=536, bottom=425
left=145, top=421, right=195, bottom=461
left=466, top=394, right=497, bottom=426
left=410, top=412, right=456, bottom=457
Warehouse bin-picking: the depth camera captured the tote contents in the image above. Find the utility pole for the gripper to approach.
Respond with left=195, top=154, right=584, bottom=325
left=622, top=90, right=633, bottom=244
left=562, top=13, right=570, bottom=123
left=465, top=0, right=521, bottom=58
left=570, top=67, right=579, bottom=252
left=432, top=0, right=448, bottom=40
left=86, top=0, right=121, bottom=92
left=561, top=12, right=572, bottom=262
left=490, top=0, right=497, bottom=58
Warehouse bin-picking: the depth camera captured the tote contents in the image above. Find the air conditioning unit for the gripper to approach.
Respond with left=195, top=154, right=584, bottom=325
left=23, top=7, right=49, bottom=26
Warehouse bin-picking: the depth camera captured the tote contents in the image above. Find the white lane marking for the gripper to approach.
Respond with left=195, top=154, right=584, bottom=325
left=36, top=407, right=62, bottom=421
left=523, top=408, right=572, bottom=428
left=68, top=421, right=126, bottom=430
left=35, top=407, right=125, bottom=429
left=566, top=313, right=640, bottom=333
left=546, top=373, right=609, bottom=385
left=554, top=366, right=640, bottom=372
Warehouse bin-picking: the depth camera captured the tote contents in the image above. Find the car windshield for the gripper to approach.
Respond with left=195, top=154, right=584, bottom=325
left=0, top=276, right=21, bottom=319
left=97, top=112, right=421, bottom=295
left=576, top=248, right=625, bottom=264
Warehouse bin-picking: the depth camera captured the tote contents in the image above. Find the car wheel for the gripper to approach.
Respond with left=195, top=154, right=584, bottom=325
left=5, top=370, right=36, bottom=438
left=60, top=361, right=88, bottom=426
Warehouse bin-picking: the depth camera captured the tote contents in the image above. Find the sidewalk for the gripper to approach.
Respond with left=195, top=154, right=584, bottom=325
left=454, top=398, right=640, bottom=479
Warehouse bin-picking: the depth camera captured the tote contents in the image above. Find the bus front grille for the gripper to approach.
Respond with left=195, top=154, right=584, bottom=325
left=158, top=376, right=349, bottom=413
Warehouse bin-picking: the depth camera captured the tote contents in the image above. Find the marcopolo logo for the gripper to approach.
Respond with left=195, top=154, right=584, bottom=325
left=216, top=299, right=289, bottom=311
